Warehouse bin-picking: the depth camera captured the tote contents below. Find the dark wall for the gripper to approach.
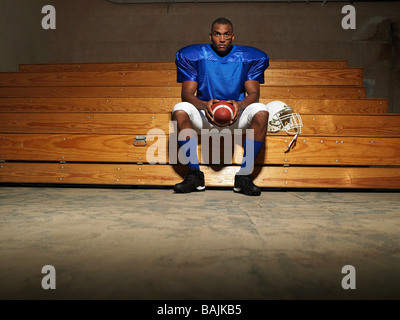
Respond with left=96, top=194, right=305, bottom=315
left=1, top=0, right=399, bottom=112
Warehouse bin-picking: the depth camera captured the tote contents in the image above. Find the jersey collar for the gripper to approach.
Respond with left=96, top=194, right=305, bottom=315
left=208, top=44, right=236, bottom=60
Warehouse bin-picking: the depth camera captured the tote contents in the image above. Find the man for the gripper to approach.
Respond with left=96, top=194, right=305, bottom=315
left=172, top=17, right=269, bottom=196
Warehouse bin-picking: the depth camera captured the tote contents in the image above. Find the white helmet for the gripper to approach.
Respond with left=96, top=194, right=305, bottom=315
left=265, top=100, right=303, bottom=152
left=265, top=100, right=303, bottom=135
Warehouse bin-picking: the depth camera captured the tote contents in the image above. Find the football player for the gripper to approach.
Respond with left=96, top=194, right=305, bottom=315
left=172, top=17, right=270, bottom=196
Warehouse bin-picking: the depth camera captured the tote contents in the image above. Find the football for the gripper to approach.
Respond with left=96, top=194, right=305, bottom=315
left=211, top=101, right=235, bottom=127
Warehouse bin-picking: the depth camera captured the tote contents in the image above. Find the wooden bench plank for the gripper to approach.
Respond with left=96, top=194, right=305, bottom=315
left=1, top=113, right=399, bottom=137
left=1, top=134, right=399, bottom=166
left=19, top=62, right=177, bottom=72
left=0, top=97, right=387, bottom=114
left=265, top=68, right=362, bottom=86
left=18, top=60, right=349, bottom=72
left=286, top=98, right=387, bottom=114
left=269, top=60, right=348, bottom=69
left=0, top=86, right=183, bottom=98
left=299, top=114, right=400, bottom=137
left=0, top=69, right=363, bottom=87
left=0, top=113, right=165, bottom=134
left=1, top=163, right=399, bottom=189
left=253, top=166, right=400, bottom=189
left=0, top=70, right=176, bottom=87
left=0, top=86, right=366, bottom=99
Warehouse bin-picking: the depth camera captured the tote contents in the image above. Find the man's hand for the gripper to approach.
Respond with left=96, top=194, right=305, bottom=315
left=227, top=100, right=239, bottom=125
left=204, top=99, right=219, bottom=125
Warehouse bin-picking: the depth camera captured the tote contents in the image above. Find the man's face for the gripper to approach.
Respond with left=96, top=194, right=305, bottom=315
left=209, top=23, right=234, bottom=55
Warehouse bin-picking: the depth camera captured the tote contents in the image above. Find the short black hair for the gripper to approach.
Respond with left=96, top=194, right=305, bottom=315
left=211, top=17, right=233, bottom=32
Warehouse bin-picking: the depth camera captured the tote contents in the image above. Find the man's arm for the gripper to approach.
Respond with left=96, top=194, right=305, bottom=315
left=228, top=80, right=261, bottom=125
left=238, top=80, right=260, bottom=110
left=181, top=80, right=218, bottom=124
left=181, top=80, right=206, bottom=110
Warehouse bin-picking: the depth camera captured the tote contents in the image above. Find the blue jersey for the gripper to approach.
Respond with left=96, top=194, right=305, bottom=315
left=175, top=44, right=269, bottom=102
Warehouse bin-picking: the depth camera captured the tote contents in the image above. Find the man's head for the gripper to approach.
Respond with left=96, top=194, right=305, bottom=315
left=209, top=17, right=234, bottom=56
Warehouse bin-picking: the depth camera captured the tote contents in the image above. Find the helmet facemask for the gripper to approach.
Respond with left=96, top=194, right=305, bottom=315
left=279, top=112, right=303, bottom=135
left=265, top=101, right=303, bottom=152
left=267, top=104, right=303, bottom=135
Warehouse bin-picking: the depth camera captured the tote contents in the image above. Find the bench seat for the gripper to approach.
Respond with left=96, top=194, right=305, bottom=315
left=0, top=60, right=398, bottom=189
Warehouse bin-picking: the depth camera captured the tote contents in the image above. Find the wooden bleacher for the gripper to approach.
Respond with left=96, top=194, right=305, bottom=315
left=0, top=60, right=399, bottom=189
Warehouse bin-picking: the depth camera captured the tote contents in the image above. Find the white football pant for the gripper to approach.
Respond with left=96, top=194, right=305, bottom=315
left=172, top=102, right=268, bottom=133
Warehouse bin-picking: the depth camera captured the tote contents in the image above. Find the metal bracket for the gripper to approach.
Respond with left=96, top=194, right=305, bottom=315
left=133, top=136, right=147, bottom=147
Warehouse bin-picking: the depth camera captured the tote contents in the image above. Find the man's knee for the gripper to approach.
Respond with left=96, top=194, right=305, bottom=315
left=253, top=110, right=269, bottom=124
left=173, top=101, right=196, bottom=114
left=248, top=103, right=269, bottom=128
left=172, top=102, right=192, bottom=120
left=172, top=109, right=189, bottom=121
left=172, top=102, right=199, bottom=131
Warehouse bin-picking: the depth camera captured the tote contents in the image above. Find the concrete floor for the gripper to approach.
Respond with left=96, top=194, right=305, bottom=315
left=0, top=185, right=399, bottom=300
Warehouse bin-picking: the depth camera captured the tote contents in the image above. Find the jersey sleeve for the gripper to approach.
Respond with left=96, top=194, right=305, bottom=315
left=246, top=54, right=269, bottom=84
left=175, top=50, right=198, bottom=83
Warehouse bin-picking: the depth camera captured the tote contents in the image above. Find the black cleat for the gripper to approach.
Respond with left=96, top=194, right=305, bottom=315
left=233, top=174, right=261, bottom=196
left=174, top=168, right=206, bottom=193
